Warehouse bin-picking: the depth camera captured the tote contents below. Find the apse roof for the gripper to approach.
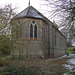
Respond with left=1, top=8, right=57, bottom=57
left=15, top=6, right=44, bottom=19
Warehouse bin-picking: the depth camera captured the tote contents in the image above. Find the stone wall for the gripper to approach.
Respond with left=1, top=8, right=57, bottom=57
left=52, top=26, right=66, bottom=57
left=11, top=17, right=66, bottom=58
left=47, top=22, right=66, bottom=58
left=11, top=18, right=47, bottom=57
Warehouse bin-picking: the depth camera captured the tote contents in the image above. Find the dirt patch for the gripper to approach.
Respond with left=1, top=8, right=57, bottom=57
left=7, top=57, right=70, bottom=75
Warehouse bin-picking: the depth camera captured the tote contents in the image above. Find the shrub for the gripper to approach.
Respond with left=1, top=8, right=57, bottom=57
left=0, top=35, right=12, bottom=55
left=0, top=66, right=49, bottom=75
left=66, top=47, right=75, bottom=54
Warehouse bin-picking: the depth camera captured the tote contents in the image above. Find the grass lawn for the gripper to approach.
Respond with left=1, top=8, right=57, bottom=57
left=1, top=53, right=75, bottom=75
left=0, top=55, right=71, bottom=75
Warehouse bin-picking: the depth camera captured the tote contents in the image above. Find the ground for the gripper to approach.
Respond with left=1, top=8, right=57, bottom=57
left=0, top=55, right=75, bottom=75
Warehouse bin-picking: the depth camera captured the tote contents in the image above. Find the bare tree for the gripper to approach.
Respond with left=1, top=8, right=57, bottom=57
left=0, top=4, right=16, bottom=36
left=41, top=0, right=75, bottom=27
left=0, top=4, right=17, bottom=55
left=41, top=0, right=75, bottom=46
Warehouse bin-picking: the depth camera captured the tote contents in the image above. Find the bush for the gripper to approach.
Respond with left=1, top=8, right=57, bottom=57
left=0, top=66, right=49, bottom=75
left=66, top=47, right=75, bottom=54
left=0, top=35, right=12, bottom=55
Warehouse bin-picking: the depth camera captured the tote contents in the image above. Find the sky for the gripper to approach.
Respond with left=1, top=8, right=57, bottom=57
left=0, top=0, right=52, bottom=21
left=0, top=0, right=41, bottom=12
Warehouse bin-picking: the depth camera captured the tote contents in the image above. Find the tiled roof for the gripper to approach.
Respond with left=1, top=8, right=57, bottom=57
left=15, top=6, right=43, bottom=19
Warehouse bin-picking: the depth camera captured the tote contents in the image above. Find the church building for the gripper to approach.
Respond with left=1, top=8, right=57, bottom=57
left=10, top=6, right=66, bottom=58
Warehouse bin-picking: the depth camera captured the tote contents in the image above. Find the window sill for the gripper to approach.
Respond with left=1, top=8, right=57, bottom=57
left=34, top=38, right=37, bottom=40
left=30, top=38, right=33, bottom=40
left=30, top=38, right=37, bottom=40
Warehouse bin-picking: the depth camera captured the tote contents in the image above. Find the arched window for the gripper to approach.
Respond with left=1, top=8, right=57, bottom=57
left=30, top=24, right=33, bottom=39
left=34, top=25, right=37, bottom=40
left=30, top=21, right=37, bottom=40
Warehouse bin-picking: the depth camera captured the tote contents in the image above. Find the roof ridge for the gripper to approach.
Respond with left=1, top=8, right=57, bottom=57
left=14, top=6, right=31, bottom=18
left=26, top=6, right=31, bottom=16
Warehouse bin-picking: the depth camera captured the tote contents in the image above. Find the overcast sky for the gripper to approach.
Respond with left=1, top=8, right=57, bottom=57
left=0, top=0, right=40, bottom=11
left=0, top=0, right=52, bottom=20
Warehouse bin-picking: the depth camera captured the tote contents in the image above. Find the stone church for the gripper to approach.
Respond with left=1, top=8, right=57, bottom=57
left=11, top=6, right=66, bottom=58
